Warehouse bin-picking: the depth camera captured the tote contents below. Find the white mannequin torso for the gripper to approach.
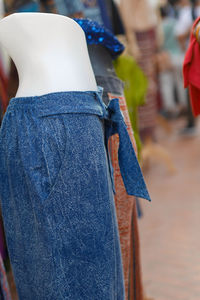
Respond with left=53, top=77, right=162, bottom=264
left=0, top=13, right=97, bottom=97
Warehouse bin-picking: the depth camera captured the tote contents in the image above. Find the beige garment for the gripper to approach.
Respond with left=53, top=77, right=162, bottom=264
left=118, top=0, right=157, bottom=31
left=117, top=0, right=158, bottom=58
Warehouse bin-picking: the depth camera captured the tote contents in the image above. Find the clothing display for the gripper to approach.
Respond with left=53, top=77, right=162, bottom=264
left=0, top=11, right=154, bottom=299
left=0, top=88, right=150, bottom=299
left=88, top=39, right=146, bottom=299
left=96, top=76, right=145, bottom=300
left=1, top=2, right=198, bottom=299
left=183, top=17, right=200, bottom=116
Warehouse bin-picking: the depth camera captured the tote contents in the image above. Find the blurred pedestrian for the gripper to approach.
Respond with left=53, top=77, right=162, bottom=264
left=158, top=4, right=187, bottom=118
left=117, top=0, right=159, bottom=142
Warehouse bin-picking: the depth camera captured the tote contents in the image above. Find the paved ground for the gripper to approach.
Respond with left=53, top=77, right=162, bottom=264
left=139, top=118, right=200, bottom=300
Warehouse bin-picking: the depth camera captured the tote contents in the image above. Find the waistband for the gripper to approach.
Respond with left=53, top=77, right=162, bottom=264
left=8, top=87, right=105, bottom=118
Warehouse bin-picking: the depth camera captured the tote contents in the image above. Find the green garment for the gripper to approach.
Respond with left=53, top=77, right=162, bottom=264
left=162, top=17, right=182, bottom=56
left=114, top=55, right=147, bottom=154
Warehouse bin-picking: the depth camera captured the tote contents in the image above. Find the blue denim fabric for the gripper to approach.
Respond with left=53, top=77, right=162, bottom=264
left=103, top=99, right=150, bottom=201
left=0, top=89, right=149, bottom=299
left=0, top=89, right=125, bottom=299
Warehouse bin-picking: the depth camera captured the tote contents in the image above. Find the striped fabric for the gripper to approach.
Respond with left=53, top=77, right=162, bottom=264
left=135, top=28, right=158, bottom=140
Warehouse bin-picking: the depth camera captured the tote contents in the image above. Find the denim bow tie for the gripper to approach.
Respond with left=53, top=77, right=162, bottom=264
left=99, top=97, right=151, bottom=202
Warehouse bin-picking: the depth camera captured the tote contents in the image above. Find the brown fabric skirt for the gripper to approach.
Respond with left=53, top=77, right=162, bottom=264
left=135, top=28, right=158, bottom=140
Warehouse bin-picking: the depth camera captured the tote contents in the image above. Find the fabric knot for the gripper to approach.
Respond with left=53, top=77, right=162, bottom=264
left=106, top=98, right=124, bottom=122
left=98, top=96, right=151, bottom=202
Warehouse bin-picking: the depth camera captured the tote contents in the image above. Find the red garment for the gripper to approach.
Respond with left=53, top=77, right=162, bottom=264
left=183, top=17, right=200, bottom=116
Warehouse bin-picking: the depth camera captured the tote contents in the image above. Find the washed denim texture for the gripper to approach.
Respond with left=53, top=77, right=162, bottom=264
left=0, top=88, right=149, bottom=299
left=0, top=89, right=125, bottom=299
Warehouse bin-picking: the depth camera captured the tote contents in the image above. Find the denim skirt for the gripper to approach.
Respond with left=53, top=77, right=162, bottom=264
left=0, top=90, right=125, bottom=299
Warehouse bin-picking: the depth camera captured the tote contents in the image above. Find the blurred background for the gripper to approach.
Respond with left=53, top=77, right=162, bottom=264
left=0, top=0, right=200, bottom=299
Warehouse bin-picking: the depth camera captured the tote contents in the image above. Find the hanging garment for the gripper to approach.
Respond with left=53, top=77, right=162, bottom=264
left=95, top=76, right=145, bottom=300
left=79, top=21, right=148, bottom=299
left=0, top=89, right=150, bottom=299
left=135, top=28, right=158, bottom=140
left=183, top=17, right=200, bottom=116
left=114, top=54, right=148, bottom=154
left=74, top=18, right=124, bottom=58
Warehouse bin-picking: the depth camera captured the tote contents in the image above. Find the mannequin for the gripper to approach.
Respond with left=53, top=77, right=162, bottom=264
left=0, top=13, right=151, bottom=299
left=0, top=12, right=97, bottom=97
left=0, top=12, right=129, bottom=299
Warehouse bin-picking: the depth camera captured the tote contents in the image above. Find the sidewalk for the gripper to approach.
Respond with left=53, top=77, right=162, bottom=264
left=139, top=119, right=200, bottom=300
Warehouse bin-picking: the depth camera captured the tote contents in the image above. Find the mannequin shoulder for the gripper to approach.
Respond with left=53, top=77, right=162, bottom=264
left=0, top=13, right=85, bottom=41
